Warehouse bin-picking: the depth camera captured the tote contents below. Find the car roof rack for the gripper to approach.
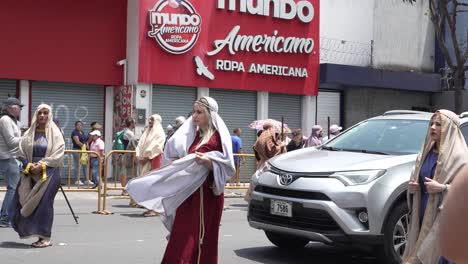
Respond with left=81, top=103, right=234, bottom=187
left=460, top=112, right=468, bottom=118
left=382, top=110, right=430, bottom=116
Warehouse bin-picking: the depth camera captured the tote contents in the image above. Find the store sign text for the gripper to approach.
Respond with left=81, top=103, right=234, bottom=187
left=148, top=0, right=202, bottom=54
left=217, top=0, right=314, bottom=23
left=216, top=59, right=308, bottom=78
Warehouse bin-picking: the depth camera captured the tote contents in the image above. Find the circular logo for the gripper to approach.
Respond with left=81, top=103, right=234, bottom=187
left=148, top=0, right=202, bottom=54
left=279, top=174, right=294, bottom=186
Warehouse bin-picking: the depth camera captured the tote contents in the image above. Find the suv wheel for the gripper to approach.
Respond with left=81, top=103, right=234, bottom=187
left=378, top=202, right=409, bottom=264
left=265, top=231, right=309, bottom=249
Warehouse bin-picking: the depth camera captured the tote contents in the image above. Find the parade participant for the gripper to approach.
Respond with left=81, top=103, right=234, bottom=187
left=126, top=97, right=235, bottom=264
left=440, top=165, right=468, bottom=263
left=136, top=115, right=165, bottom=176
left=9, top=104, right=65, bottom=248
left=287, top=129, right=304, bottom=152
left=133, top=114, right=166, bottom=216
left=403, top=110, right=467, bottom=264
left=245, top=122, right=285, bottom=202
left=0, top=97, right=22, bottom=227
left=306, top=125, right=323, bottom=147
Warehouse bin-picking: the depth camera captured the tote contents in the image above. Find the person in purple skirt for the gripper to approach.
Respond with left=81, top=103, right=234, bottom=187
left=9, top=104, right=65, bottom=248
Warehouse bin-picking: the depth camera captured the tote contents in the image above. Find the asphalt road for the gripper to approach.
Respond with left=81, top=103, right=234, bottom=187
left=0, top=193, right=377, bottom=264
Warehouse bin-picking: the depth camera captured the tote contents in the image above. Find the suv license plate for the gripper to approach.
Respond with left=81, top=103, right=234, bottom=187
left=270, top=199, right=292, bottom=217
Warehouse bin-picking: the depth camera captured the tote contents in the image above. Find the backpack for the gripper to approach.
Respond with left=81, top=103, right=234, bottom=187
left=113, top=130, right=125, bottom=150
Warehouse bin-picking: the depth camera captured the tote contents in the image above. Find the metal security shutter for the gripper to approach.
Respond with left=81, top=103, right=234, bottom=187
left=0, top=79, right=17, bottom=101
left=210, top=89, right=257, bottom=154
left=268, top=93, right=302, bottom=131
left=316, top=91, right=341, bottom=136
left=152, top=85, right=197, bottom=129
left=210, top=89, right=257, bottom=182
left=31, top=81, right=105, bottom=149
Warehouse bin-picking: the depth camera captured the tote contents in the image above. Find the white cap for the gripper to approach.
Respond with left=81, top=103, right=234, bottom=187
left=167, top=125, right=173, bottom=130
left=90, top=130, right=101, bottom=137
left=330, top=124, right=342, bottom=134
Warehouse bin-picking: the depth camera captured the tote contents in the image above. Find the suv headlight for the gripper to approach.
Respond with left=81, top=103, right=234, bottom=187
left=331, top=170, right=386, bottom=186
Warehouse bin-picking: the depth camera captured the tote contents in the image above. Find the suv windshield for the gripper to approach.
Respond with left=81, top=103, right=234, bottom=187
left=325, top=119, right=429, bottom=155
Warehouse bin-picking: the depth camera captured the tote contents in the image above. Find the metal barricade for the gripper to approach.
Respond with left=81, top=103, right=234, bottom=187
left=226, top=153, right=256, bottom=189
left=63, top=150, right=103, bottom=213
left=98, top=150, right=137, bottom=215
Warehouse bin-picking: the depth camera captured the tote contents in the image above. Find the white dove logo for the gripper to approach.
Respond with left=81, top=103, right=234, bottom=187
left=193, top=56, right=215, bottom=80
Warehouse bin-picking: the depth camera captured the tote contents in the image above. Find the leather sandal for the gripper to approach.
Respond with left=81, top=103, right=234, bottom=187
left=143, top=210, right=159, bottom=217
left=31, top=240, right=52, bottom=248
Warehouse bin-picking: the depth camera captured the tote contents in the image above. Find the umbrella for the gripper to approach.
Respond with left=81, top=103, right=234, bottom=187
left=248, top=119, right=290, bottom=132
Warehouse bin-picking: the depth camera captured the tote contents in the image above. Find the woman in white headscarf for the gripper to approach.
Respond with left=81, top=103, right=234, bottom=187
left=306, top=125, right=323, bottom=147
left=136, top=114, right=165, bottom=176
left=126, top=96, right=235, bottom=264
left=133, top=114, right=165, bottom=215
left=9, top=104, right=65, bottom=248
left=403, top=110, right=468, bottom=264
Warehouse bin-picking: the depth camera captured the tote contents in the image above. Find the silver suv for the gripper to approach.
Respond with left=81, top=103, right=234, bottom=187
left=247, top=110, right=468, bottom=264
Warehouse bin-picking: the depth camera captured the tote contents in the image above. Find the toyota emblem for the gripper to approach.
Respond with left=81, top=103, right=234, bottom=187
left=279, top=174, right=294, bottom=186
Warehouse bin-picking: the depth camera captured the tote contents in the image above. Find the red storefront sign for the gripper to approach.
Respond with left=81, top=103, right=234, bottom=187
left=139, top=0, right=320, bottom=95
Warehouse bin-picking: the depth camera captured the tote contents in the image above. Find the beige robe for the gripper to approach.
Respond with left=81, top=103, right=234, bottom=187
left=136, top=114, right=166, bottom=176
left=17, top=104, right=65, bottom=217
left=403, top=110, right=468, bottom=264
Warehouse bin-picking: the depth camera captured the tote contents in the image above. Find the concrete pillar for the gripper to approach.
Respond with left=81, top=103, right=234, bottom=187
left=302, top=95, right=317, bottom=134
left=18, top=80, right=29, bottom=126
left=134, top=83, right=152, bottom=138
left=198, top=87, right=209, bottom=98
left=257, top=91, right=268, bottom=120
left=104, top=86, right=114, bottom=156
left=126, top=0, right=139, bottom=85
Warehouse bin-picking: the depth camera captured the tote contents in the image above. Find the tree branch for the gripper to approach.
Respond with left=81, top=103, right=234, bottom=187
left=441, top=0, right=464, bottom=69
left=430, top=0, right=455, bottom=68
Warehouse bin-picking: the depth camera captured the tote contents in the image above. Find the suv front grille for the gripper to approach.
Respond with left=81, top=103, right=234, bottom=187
left=249, top=199, right=341, bottom=233
left=254, top=185, right=331, bottom=201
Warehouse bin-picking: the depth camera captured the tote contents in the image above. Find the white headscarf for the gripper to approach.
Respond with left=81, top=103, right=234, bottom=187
left=126, top=97, right=235, bottom=231
left=20, top=104, right=65, bottom=168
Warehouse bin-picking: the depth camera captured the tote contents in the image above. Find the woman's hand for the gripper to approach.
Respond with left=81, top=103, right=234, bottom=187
left=408, top=180, right=419, bottom=194
left=195, top=152, right=213, bottom=170
left=30, top=163, right=42, bottom=174
left=424, top=177, right=446, bottom=193
left=138, top=157, right=149, bottom=164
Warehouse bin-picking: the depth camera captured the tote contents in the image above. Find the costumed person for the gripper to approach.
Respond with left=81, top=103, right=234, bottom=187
left=245, top=122, right=285, bottom=202
left=439, top=165, right=468, bottom=263
left=306, top=125, right=323, bottom=147
left=403, top=110, right=468, bottom=264
left=287, top=129, right=305, bottom=152
left=131, top=114, right=166, bottom=217
left=126, top=96, right=235, bottom=264
left=9, top=104, right=65, bottom=248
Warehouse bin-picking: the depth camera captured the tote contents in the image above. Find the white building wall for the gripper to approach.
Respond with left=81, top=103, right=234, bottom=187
left=373, top=0, right=435, bottom=72
left=320, top=0, right=374, bottom=66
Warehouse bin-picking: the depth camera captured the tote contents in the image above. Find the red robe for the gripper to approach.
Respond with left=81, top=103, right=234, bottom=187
left=162, top=131, right=224, bottom=264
